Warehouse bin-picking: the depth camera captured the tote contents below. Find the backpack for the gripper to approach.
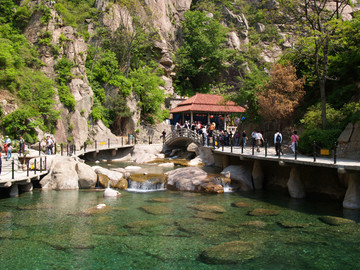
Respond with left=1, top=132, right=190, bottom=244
left=276, top=134, right=281, bottom=143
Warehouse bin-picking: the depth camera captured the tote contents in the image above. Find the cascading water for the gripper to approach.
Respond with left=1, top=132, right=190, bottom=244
left=127, top=174, right=166, bottom=192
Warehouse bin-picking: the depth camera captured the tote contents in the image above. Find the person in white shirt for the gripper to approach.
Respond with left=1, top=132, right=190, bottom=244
left=274, top=130, right=283, bottom=156
left=255, top=131, right=263, bottom=152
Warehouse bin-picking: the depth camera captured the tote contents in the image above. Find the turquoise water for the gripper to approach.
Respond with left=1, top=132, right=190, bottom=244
left=0, top=189, right=360, bottom=269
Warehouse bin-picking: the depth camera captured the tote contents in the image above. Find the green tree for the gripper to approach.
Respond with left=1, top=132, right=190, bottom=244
left=279, top=0, right=351, bottom=129
left=175, top=10, right=233, bottom=95
left=130, top=66, right=165, bottom=124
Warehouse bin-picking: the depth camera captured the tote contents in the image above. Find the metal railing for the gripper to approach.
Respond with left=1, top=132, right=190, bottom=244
left=164, top=128, right=202, bottom=145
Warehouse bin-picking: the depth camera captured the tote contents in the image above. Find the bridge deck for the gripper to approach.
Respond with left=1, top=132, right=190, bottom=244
left=213, top=145, right=360, bottom=171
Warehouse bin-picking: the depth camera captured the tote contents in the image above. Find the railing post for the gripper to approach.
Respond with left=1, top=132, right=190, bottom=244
left=265, top=139, right=267, bottom=157
left=295, top=141, right=297, bottom=160
left=12, top=160, right=14, bottom=179
left=213, top=136, right=215, bottom=149
left=135, top=135, right=137, bottom=144
left=45, top=156, right=47, bottom=170
left=334, top=142, right=337, bottom=164
left=55, top=143, right=57, bottom=155
left=95, top=140, right=97, bottom=150
left=230, top=139, right=233, bottom=153
left=252, top=143, right=254, bottom=155
left=149, top=136, right=151, bottom=144
left=241, top=143, right=244, bottom=154
left=313, top=141, right=316, bottom=162
left=122, top=137, right=123, bottom=146
left=27, top=161, right=29, bottom=177
left=38, top=141, right=41, bottom=156
left=73, top=144, right=76, bottom=155
left=40, top=157, right=42, bottom=173
left=108, top=138, right=110, bottom=148
left=61, top=144, right=63, bottom=156
left=34, top=158, right=37, bottom=175
left=84, top=142, right=86, bottom=152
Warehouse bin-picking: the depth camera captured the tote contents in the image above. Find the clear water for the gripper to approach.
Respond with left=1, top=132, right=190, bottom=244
left=0, top=189, right=360, bottom=269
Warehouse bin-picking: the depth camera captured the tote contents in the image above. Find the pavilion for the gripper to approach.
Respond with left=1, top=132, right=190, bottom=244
left=169, top=93, right=246, bottom=131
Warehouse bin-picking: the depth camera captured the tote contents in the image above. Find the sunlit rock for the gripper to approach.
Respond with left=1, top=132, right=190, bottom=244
left=200, top=241, right=259, bottom=264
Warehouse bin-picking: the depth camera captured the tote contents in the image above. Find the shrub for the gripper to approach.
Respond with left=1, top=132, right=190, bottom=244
left=298, top=128, right=342, bottom=155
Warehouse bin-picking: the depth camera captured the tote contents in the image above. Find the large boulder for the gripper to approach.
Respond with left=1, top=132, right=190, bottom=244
left=76, top=162, right=97, bottom=189
left=40, top=157, right=79, bottom=190
left=166, top=167, right=223, bottom=193
left=93, top=166, right=123, bottom=181
left=221, top=165, right=253, bottom=191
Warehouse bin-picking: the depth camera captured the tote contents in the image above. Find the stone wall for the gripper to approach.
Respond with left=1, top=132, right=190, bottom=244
left=337, top=121, right=360, bottom=160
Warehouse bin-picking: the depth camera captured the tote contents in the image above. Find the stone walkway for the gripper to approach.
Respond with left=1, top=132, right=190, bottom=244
left=212, top=145, right=360, bottom=171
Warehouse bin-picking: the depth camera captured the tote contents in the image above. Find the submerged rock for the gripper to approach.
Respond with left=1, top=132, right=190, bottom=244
left=247, top=208, right=280, bottom=216
left=319, top=216, right=356, bottom=226
left=148, top=198, right=173, bottom=203
left=200, top=241, right=259, bottom=264
left=221, top=165, right=253, bottom=191
left=188, top=205, right=226, bottom=213
left=194, top=211, right=222, bottom=221
left=277, top=221, right=310, bottom=229
left=232, top=201, right=251, bottom=208
left=80, top=205, right=112, bottom=216
left=239, top=220, right=267, bottom=228
left=124, top=219, right=172, bottom=228
left=140, top=206, right=173, bottom=215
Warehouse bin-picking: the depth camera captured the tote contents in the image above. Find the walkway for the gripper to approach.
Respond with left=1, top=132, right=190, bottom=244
left=212, top=145, right=360, bottom=171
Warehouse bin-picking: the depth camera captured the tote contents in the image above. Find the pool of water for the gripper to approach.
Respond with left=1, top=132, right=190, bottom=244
left=0, top=188, right=359, bottom=269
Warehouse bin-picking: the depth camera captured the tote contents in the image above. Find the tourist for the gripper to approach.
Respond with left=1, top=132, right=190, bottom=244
left=242, top=130, right=247, bottom=147
left=274, top=130, right=283, bottom=156
left=6, top=143, right=12, bottom=161
left=160, top=130, right=166, bottom=142
left=234, top=130, right=240, bottom=146
left=251, top=130, right=257, bottom=147
left=291, top=131, right=299, bottom=153
left=46, top=135, right=54, bottom=155
left=255, top=131, right=264, bottom=152
left=18, top=136, right=25, bottom=156
left=202, top=126, right=208, bottom=146
left=5, top=135, right=11, bottom=145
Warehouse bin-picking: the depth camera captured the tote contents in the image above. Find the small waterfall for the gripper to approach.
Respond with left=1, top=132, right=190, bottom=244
left=127, top=177, right=166, bottom=192
left=215, top=176, right=233, bottom=193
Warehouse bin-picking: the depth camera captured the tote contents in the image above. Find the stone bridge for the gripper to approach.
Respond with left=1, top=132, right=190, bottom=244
left=164, top=128, right=202, bottom=147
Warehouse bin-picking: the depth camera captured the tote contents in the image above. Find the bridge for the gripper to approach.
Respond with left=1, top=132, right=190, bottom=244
left=164, top=128, right=202, bottom=147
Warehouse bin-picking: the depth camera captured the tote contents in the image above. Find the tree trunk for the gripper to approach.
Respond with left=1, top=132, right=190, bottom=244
left=320, top=78, right=327, bottom=130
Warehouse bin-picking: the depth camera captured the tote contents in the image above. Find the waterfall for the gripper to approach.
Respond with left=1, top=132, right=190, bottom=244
left=127, top=178, right=166, bottom=192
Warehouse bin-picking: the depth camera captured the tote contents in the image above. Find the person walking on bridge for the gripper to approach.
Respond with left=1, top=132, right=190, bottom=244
left=274, top=130, right=283, bottom=156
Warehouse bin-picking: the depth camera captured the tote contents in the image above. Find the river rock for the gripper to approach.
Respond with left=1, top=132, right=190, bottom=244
left=148, top=198, right=173, bottom=203
left=319, top=216, right=356, bottom=226
left=80, top=205, right=112, bottom=216
left=114, top=178, right=128, bottom=190
left=239, top=220, right=267, bottom=228
left=188, top=205, right=226, bottom=213
left=232, top=201, right=251, bottom=208
left=158, top=162, right=175, bottom=168
left=125, top=166, right=142, bottom=171
left=166, top=167, right=208, bottom=192
left=201, top=182, right=224, bottom=193
left=194, top=211, right=222, bottom=221
left=200, top=241, right=259, bottom=264
left=221, top=165, right=253, bottom=191
left=76, top=162, right=97, bottom=189
left=40, top=157, right=79, bottom=190
left=247, top=208, right=280, bottom=216
left=140, top=206, right=174, bottom=215
left=93, top=167, right=123, bottom=181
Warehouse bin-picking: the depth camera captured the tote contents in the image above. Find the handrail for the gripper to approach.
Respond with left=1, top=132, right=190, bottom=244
left=164, top=128, right=202, bottom=145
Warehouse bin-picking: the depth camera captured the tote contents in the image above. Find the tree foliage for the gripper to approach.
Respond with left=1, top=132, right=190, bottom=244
left=175, top=10, right=233, bottom=95
left=257, top=63, right=305, bottom=122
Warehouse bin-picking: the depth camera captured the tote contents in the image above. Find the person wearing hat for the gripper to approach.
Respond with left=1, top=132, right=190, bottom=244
left=5, top=136, right=11, bottom=145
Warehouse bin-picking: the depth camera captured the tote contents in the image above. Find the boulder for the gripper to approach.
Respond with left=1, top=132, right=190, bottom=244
left=200, top=241, right=259, bottom=264
left=76, top=162, right=97, bottom=189
left=93, top=167, right=123, bottom=182
left=287, top=167, right=306, bottom=199
left=343, top=173, right=360, bottom=209
left=166, top=167, right=208, bottom=192
left=40, top=157, right=79, bottom=190
left=221, top=165, right=253, bottom=191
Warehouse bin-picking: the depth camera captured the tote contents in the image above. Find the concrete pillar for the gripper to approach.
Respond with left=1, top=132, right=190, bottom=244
left=20, top=183, right=33, bottom=193
left=252, top=160, right=264, bottom=190
left=9, top=184, right=19, bottom=197
left=112, top=149, right=117, bottom=157
left=343, top=173, right=360, bottom=209
left=287, top=167, right=306, bottom=198
left=222, top=155, right=230, bottom=169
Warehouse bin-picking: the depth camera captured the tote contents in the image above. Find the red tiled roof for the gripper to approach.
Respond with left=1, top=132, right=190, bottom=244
left=170, top=93, right=245, bottom=113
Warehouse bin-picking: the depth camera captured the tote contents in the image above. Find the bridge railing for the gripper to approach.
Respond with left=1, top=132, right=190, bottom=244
left=213, top=135, right=341, bottom=164
left=164, top=128, right=202, bottom=145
